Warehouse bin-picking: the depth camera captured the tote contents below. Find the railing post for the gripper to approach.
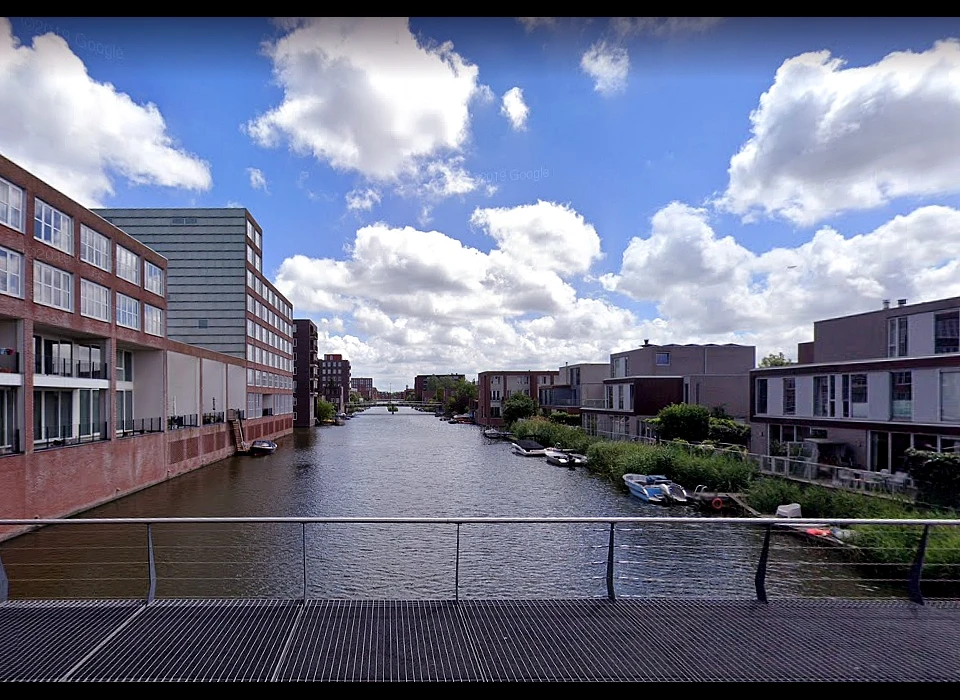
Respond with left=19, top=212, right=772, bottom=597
left=606, top=522, right=616, bottom=601
left=755, top=525, right=772, bottom=603
left=146, top=524, right=156, bottom=604
left=455, top=523, right=461, bottom=603
left=908, top=524, right=930, bottom=606
left=0, top=549, right=8, bottom=602
left=302, top=523, right=307, bottom=602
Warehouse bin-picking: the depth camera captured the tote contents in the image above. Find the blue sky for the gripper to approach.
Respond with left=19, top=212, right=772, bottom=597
left=3, top=17, right=960, bottom=389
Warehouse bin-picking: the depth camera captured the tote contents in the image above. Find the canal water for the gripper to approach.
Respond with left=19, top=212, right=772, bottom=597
left=1, top=407, right=891, bottom=601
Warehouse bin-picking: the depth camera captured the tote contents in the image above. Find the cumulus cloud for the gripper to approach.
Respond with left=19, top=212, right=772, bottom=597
left=0, top=18, right=211, bottom=207
left=601, top=201, right=960, bottom=356
left=500, top=87, right=530, bottom=131
left=517, top=17, right=559, bottom=32
left=247, top=167, right=268, bottom=192
left=720, top=39, right=960, bottom=226
left=580, top=41, right=629, bottom=95
left=345, top=187, right=381, bottom=212
left=611, top=17, right=724, bottom=37
left=246, top=17, right=488, bottom=202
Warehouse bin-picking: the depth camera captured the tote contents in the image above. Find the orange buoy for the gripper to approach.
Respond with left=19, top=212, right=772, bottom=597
left=711, top=497, right=724, bottom=511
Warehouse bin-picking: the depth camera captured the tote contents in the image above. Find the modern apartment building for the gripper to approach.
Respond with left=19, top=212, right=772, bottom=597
left=475, top=370, right=560, bottom=427
left=320, top=353, right=350, bottom=412
left=413, top=373, right=465, bottom=403
left=580, top=342, right=756, bottom=440
left=538, top=362, right=608, bottom=416
left=350, top=376, right=374, bottom=401
left=293, top=319, right=319, bottom=427
left=91, top=207, right=294, bottom=420
left=749, top=297, right=960, bottom=471
left=0, top=153, right=293, bottom=542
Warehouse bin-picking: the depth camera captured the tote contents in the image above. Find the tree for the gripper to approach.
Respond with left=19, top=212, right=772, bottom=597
left=502, top=392, right=538, bottom=427
left=760, top=352, right=794, bottom=367
left=349, top=391, right=362, bottom=403
left=445, top=378, right=478, bottom=415
left=315, top=398, right=336, bottom=423
left=649, top=403, right=711, bottom=442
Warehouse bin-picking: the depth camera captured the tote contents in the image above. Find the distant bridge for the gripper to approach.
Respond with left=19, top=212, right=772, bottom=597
left=345, top=400, right=441, bottom=409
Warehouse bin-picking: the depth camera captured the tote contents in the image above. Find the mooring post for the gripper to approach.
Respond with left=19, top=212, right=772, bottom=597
left=754, top=525, right=771, bottom=603
left=908, top=524, right=930, bottom=606
left=606, top=522, right=616, bottom=601
left=146, top=524, right=156, bottom=604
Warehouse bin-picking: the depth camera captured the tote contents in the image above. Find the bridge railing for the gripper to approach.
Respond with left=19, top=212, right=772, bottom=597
left=1, top=516, right=959, bottom=604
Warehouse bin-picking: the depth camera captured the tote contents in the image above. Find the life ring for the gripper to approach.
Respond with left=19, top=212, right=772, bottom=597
left=711, top=497, right=724, bottom=511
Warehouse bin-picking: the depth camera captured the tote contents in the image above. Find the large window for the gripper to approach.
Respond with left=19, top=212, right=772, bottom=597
left=887, top=316, right=908, bottom=357
left=34, top=199, right=73, bottom=254
left=34, top=261, right=73, bottom=311
left=782, top=377, right=796, bottom=415
left=813, top=376, right=828, bottom=417
left=935, top=311, right=959, bottom=354
left=79, top=389, right=104, bottom=436
left=116, top=350, right=133, bottom=382
left=0, top=176, right=24, bottom=232
left=144, top=304, right=163, bottom=336
left=942, top=371, right=960, bottom=423
left=116, top=245, right=140, bottom=285
left=116, top=293, right=140, bottom=330
left=80, top=279, right=110, bottom=322
left=33, top=389, right=73, bottom=443
left=0, top=246, right=22, bottom=298
left=655, top=352, right=670, bottom=366
left=80, top=225, right=111, bottom=271
left=144, top=261, right=164, bottom=296
left=891, top=371, right=912, bottom=420
left=116, top=389, right=134, bottom=433
left=840, top=373, right=868, bottom=418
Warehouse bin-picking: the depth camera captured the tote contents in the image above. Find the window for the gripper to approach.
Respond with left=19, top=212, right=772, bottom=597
left=255, top=229, right=261, bottom=250
left=0, top=176, right=24, bottom=231
left=255, top=252, right=262, bottom=273
left=941, top=371, right=960, bottom=423
left=247, top=245, right=254, bottom=266
left=755, top=378, right=768, bottom=414
left=144, top=261, right=164, bottom=296
left=34, top=261, right=73, bottom=311
left=850, top=374, right=868, bottom=405
left=891, top=371, right=912, bottom=420
left=116, top=389, right=134, bottom=432
left=80, top=279, right=110, bottom=322
left=813, top=376, right=828, bottom=416
left=144, top=304, right=163, bottom=336
left=116, top=293, right=140, bottom=330
left=782, top=377, right=796, bottom=415
left=612, top=356, right=628, bottom=378
left=887, top=316, right=908, bottom=357
left=116, top=350, right=133, bottom=382
left=79, top=389, right=104, bottom=436
left=34, top=199, right=73, bottom=253
left=935, top=311, right=959, bottom=354
left=116, top=245, right=140, bottom=285
left=80, top=225, right=111, bottom=271
left=246, top=219, right=255, bottom=242
left=33, top=389, right=73, bottom=442
left=0, top=246, right=22, bottom=298
left=655, top=352, right=670, bottom=366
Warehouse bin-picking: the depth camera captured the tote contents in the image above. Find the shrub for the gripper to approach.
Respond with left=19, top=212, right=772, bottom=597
left=708, top=417, right=751, bottom=446
left=651, top=403, right=711, bottom=442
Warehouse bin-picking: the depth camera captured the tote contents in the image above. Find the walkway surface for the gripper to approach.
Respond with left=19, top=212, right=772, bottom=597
left=2, top=597, right=959, bottom=681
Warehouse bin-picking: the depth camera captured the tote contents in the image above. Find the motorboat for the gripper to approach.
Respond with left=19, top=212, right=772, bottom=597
left=623, top=474, right=689, bottom=504
left=248, top=440, right=277, bottom=456
left=483, top=428, right=513, bottom=440
left=543, top=445, right=586, bottom=468
left=512, top=439, right=546, bottom=457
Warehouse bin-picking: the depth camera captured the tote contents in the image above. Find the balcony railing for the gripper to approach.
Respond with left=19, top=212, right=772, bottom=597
left=34, top=423, right=109, bottom=451
left=167, top=414, right=199, bottom=430
left=34, top=358, right=109, bottom=379
left=202, top=412, right=224, bottom=425
left=0, top=350, right=18, bottom=374
left=262, top=408, right=274, bottom=417
left=116, top=418, right=164, bottom=437
left=541, top=398, right=580, bottom=407
left=580, top=399, right=605, bottom=408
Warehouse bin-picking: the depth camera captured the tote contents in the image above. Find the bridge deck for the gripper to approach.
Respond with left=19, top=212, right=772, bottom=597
left=2, top=598, right=958, bottom=681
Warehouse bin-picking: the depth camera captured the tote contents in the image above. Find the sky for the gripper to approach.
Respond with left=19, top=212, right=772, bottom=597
left=3, top=16, right=960, bottom=390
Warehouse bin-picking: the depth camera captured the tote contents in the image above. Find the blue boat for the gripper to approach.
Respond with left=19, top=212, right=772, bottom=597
left=623, top=474, right=689, bottom=505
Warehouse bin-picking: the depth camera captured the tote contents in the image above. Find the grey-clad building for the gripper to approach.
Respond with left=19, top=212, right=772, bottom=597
left=92, top=208, right=295, bottom=418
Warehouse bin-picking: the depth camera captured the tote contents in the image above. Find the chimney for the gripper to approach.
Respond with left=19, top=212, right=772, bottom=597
left=898, top=299, right=907, bottom=307
left=643, top=339, right=650, bottom=347
left=882, top=299, right=890, bottom=310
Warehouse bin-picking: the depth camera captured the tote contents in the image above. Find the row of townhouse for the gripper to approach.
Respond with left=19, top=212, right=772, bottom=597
left=749, top=297, right=960, bottom=472
left=0, top=153, right=294, bottom=541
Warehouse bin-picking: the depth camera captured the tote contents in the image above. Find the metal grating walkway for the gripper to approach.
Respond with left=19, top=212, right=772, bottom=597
left=2, top=598, right=959, bottom=682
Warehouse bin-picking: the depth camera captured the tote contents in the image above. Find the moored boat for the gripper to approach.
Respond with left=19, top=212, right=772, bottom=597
left=512, top=439, right=546, bottom=457
left=248, top=439, right=277, bottom=456
left=623, top=474, right=688, bottom=504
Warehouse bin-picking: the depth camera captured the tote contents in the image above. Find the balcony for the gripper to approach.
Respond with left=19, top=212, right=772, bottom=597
left=116, top=417, right=165, bottom=437
left=168, top=414, right=200, bottom=430
left=0, top=350, right=18, bottom=374
left=34, top=423, right=109, bottom=451
left=34, top=358, right=109, bottom=380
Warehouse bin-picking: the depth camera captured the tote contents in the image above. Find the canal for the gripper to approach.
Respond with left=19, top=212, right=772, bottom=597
left=0, top=407, right=886, bottom=600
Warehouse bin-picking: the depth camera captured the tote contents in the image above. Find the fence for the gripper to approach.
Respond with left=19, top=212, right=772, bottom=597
left=33, top=423, right=109, bottom=451
left=115, top=417, right=164, bottom=437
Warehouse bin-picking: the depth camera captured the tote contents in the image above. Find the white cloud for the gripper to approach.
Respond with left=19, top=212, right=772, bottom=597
left=345, top=187, right=381, bottom=212
left=611, top=17, right=724, bottom=37
left=225, top=200, right=242, bottom=208
left=517, top=17, right=558, bottom=32
left=246, top=17, right=486, bottom=200
left=500, top=87, right=530, bottom=131
left=720, top=39, right=960, bottom=226
left=601, top=201, right=960, bottom=357
left=247, top=167, right=268, bottom=192
left=580, top=41, right=629, bottom=95
left=0, top=18, right=212, bottom=207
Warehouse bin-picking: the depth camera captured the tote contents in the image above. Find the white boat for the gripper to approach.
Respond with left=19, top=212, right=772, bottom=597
left=512, top=439, right=546, bottom=457
left=248, top=440, right=277, bottom=456
left=623, top=474, right=689, bottom=504
left=483, top=428, right=513, bottom=439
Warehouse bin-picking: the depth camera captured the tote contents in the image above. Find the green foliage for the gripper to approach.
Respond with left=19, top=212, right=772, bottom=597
left=547, top=411, right=582, bottom=426
left=314, top=399, right=335, bottom=423
left=707, top=417, right=751, bottom=446
left=511, top=417, right=597, bottom=454
left=445, top=379, right=478, bottom=415
left=903, top=448, right=960, bottom=509
left=349, top=391, right=361, bottom=403
left=502, top=392, right=538, bottom=427
left=387, top=403, right=398, bottom=413
left=759, top=352, right=793, bottom=367
left=651, top=403, right=711, bottom=442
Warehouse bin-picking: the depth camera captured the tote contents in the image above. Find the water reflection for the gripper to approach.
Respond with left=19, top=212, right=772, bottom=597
left=0, top=407, right=899, bottom=600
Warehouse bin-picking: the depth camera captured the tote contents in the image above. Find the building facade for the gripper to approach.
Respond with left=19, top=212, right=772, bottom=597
left=413, top=373, right=465, bottom=403
left=350, top=377, right=374, bottom=401
left=749, top=297, right=960, bottom=471
left=91, top=207, right=294, bottom=420
left=320, top=353, right=350, bottom=412
left=580, top=342, right=755, bottom=440
left=475, top=370, right=559, bottom=427
left=538, top=362, right=608, bottom=416
left=293, top=319, right=319, bottom=427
